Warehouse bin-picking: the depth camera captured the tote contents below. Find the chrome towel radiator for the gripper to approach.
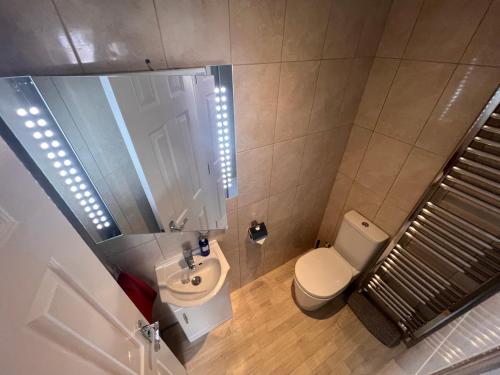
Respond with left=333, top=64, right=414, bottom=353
left=362, top=88, right=500, bottom=345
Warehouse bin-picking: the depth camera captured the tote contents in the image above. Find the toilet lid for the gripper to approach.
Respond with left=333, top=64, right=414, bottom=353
left=295, top=248, right=353, bottom=299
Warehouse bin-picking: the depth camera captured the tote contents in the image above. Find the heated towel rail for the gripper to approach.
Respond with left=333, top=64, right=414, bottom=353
left=362, top=87, right=500, bottom=346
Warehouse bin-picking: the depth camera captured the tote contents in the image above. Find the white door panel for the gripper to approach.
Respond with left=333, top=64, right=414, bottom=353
left=104, top=75, right=216, bottom=232
left=0, top=138, right=185, bottom=375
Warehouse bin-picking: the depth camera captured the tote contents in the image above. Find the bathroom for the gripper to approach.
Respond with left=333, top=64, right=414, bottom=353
left=0, top=0, right=499, bottom=374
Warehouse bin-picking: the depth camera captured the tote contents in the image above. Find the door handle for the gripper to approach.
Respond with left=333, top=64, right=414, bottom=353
left=169, top=217, right=188, bottom=232
left=138, top=320, right=161, bottom=352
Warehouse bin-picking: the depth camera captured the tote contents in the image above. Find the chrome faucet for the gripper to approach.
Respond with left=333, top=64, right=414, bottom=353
left=183, top=248, right=196, bottom=271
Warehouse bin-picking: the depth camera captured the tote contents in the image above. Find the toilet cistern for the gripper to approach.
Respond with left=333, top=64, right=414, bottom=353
left=293, top=211, right=388, bottom=311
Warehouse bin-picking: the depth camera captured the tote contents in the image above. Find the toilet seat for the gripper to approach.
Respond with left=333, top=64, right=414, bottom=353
left=294, top=248, right=353, bottom=299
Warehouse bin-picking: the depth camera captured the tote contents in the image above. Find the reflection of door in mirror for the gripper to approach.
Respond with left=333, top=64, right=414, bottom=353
left=34, top=76, right=161, bottom=236
left=102, top=74, right=226, bottom=232
left=0, top=71, right=231, bottom=243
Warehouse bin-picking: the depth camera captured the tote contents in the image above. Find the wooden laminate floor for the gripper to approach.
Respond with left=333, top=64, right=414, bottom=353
left=164, top=257, right=406, bottom=375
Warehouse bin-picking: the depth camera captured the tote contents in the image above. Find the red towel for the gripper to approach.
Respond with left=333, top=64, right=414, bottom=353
left=117, top=272, right=157, bottom=323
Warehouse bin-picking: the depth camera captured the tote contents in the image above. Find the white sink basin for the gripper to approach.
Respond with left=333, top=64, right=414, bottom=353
left=155, top=240, right=230, bottom=307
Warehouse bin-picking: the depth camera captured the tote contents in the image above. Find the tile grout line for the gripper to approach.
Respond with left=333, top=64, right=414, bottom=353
left=374, top=61, right=460, bottom=218
left=240, top=0, right=288, bottom=285
left=365, top=0, right=425, bottom=220
left=348, top=58, right=403, bottom=220
left=227, top=0, right=233, bottom=63
left=320, top=0, right=335, bottom=60
left=49, top=0, right=85, bottom=73
left=233, top=57, right=500, bottom=69
left=152, top=0, right=170, bottom=68
left=457, top=0, right=494, bottom=65
left=373, top=56, right=500, bottom=69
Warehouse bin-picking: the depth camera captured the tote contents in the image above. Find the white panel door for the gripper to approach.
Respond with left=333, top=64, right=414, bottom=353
left=0, top=137, right=186, bottom=375
left=103, top=74, right=217, bottom=232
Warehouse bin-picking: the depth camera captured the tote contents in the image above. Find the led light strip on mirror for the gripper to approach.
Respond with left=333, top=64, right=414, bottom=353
left=214, top=85, right=233, bottom=191
left=1, top=77, right=120, bottom=241
left=207, top=65, right=237, bottom=199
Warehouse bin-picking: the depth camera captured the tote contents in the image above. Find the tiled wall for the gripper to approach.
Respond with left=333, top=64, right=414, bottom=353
left=319, top=0, right=500, bottom=243
left=0, top=1, right=391, bottom=290
left=380, top=291, right=500, bottom=374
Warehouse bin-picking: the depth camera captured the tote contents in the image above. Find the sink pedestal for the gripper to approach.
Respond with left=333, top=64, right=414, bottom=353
left=169, top=281, right=232, bottom=342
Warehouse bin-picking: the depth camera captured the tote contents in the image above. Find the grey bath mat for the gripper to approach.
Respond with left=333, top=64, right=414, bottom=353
left=347, top=292, right=401, bottom=347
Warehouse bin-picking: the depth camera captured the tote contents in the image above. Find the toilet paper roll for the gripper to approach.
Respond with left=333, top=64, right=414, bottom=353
left=255, top=238, right=266, bottom=246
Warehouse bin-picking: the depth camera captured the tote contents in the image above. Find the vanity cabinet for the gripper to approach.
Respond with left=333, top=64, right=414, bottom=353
left=170, top=282, right=232, bottom=342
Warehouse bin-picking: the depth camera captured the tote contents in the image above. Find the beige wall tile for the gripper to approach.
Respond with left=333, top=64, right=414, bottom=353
left=376, top=0, right=424, bottom=58
left=309, top=59, right=351, bottom=133
left=324, top=125, right=352, bottom=179
left=226, top=196, right=238, bottom=211
left=290, top=178, right=332, bottom=252
left=339, top=57, right=374, bottom=126
left=263, top=221, right=290, bottom=273
left=239, top=239, right=265, bottom=285
left=300, top=127, right=350, bottom=184
left=355, top=58, right=399, bottom=130
left=236, top=145, right=273, bottom=207
left=281, top=0, right=331, bottom=61
left=462, top=0, right=500, bottom=67
left=54, top=0, right=167, bottom=72
left=155, top=0, right=230, bottom=68
left=356, top=0, right=392, bottom=57
left=417, top=65, right=500, bottom=157
left=404, top=0, right=490, bottom=63
left=270, top=137, right=306, bottom=195
left=225, top=249, right=241, bottom=291
left=268, top=188, right=296, bottom=226
left=0, top=0, right=82, bottom=75
left=229, top=0, right=286, bottom=64
left=322, top=0, right=366, bottom=58
left=155, top=232, right=198, bottom=259
left=233, top=63, right=280, bottom=151
left=237, top=198, right=268, bottom=285
left=109, top=239, right=165, bottom=285
left=299, top=132, right=331, bottom=183
left=214, top=209, right=240, bottom=290
left=215, top=209, right=239, bottom=252
left=344, top=181, right=384, bottom=221
left=317, top=173, right=353, bottom=242
left=338, top=126, right=373, bottom=179
left=275, top=61, right=320, bottom=142
left=237, top=198, right=269, bottom=244
left=376, top=61, right=455, bottom=144
left=385, top=147, right=445, bottom=212
left=292, top=178, right=332, bottom=224
left=374, top=199, right=409, bottom=236
left=356, top=133, right=412, bottom=196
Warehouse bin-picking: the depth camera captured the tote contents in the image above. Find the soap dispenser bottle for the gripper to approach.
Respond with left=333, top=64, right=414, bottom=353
left=199, top=232, right=210, bottom=257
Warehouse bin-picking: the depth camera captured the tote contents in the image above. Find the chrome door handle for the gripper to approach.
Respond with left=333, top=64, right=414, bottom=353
left=138, top=320, right=160, bottom=352
left=169, top=217, right=188, bottom=232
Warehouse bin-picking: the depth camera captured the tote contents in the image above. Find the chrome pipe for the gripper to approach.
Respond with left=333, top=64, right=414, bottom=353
left=380, top=264, right=428, bottom=306
left=416, top=215, right=486, bottom=255
left=424, top=203, right=498, bottom=243
left=459, top=157, right=500, bottom=178
left=440, top=183, right=500, bottom=215
left=452, top=166, right=500, bottom=190
left=405, top=232, right=466, bottom=272
left=445, top=175, right=500, bottom=202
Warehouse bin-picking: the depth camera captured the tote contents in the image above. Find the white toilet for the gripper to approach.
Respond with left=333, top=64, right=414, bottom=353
left=293, top=210, right=389, bottom=311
